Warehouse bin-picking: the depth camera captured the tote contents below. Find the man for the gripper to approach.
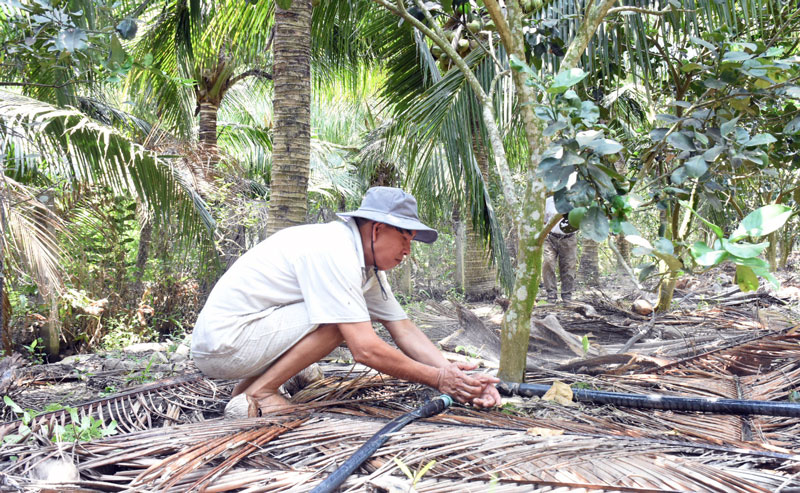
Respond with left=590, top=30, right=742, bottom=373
left=543, top=196, right=578, bottom=303
left=192, top=187, right=501, bottom=415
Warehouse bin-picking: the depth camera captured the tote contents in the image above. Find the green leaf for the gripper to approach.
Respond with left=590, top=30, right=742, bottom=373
left=108, top=35, right=126, bottom=67
left=638, top=263, right=657, bottom=282
left=653, top=252, right=682, bottom=271
left=55, top=28, right=88, bottom=52
left=548, top=68, right=589, bottom=94
left=576, top=130, right=603, bottom=147
left=509, top=55, right=536, bottom=78
left=721, top=116, right=739, bottom=136
left=542, top=164, right=575, bottom=191
left=722, top=240, right=769, bottom=259
left=703, top=146, right=725, bottom=161
left=680, top=201, right=724, bottom=238
left=751, top=267, right=780, bottom=289
left=690, top=36, right=716, bottom=53
left=624, top=235, right=652, bottom=250
left=731, top=204, right=793, bottom=239
left=744, top=133, right=776, bottom=147
left=667, top=132, right=695, bottom=151
left=690, top=242, right=728, bottom=266
left=4, top=396, right=23, bottom=414
left=544, top=120, right=568, bottom=137
left=620, top=221, right=642, bottom=237
left=393, top=457, right=413, bottom=479
left=703, top=78, right=727, bottom=89
left=416, top=459, right=437, bottom=481
left=580, top=101, right=599, bottom=124
left=580, top=206, right=609, bottom=242
left=684, top=154, right=708, bottom=177
left=722, top=51, right=754, bottom=62
left=734, top=265, right=759, bottom=292
left=3, top=434, right=22, bottom=445
left=650, top=128, right=668, bottom=141
left=733, top=256, right=770, bottom=269
left=670, top=166, right=688, bottom=185
left=655, top=237, right=674, bottom=255
left=587, top=138, right=623, bottom=155
left=681, top=62, right=703, bottom=72
left=276, top=0, right=293, bottom=9
left=581, top=335, right=590, bottom=354
left=568, top=207, right=587, bottom=229
left=783, top=116, right=800, bottom=135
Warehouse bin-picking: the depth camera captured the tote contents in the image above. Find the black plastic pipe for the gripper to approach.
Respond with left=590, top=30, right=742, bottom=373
left=498, top=381, right=800, bottom=417
left=311, top=395, right=453, bottom=493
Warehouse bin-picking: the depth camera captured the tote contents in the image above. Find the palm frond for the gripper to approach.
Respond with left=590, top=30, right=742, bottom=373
left=1, top=177, right=65, bottom=297
left=0, top=90, right=215, bottom=250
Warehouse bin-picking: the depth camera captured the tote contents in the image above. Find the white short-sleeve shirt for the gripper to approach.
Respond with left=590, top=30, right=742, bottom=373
left=192, top=219, right=408, bottom=355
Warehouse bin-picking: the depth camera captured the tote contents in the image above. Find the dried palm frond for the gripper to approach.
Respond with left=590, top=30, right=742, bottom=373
left=4, top=412, right=798, bottom=492
left=0, top=373, right=228, bottom=442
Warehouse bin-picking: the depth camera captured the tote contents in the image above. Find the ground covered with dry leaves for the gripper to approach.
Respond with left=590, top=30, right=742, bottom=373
left=1, top=263, right=800, bottom=492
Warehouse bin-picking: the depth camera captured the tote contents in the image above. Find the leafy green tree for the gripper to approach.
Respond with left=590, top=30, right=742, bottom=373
left=373, top=0, right=800, bottom=381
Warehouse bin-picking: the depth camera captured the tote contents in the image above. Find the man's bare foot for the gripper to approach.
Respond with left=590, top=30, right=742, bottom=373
left=224, top=393, right=260, bottom=419
left=255, top=391, right=293, bottom=414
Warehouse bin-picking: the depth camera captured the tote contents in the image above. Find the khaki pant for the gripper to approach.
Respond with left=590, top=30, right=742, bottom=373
left=543, top=233, right=578, bottom=300
left=193, top=302, right=318, bottom=380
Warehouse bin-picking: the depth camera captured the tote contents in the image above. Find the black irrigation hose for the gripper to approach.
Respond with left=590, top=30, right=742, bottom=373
left=498, top=382, right=800, bottom=417
left=311, top=395, right=453, bottom=493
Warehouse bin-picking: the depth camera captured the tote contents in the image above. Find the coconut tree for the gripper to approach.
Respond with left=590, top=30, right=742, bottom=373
left=0, top=91, right=214, bottom=355
left=125, top=0, right=275, bottom=150
left=0, top=0, right=218, bottom=355
left=265, top=0, right=313, bottom=235
left=369, top=0, right=799, bottom=380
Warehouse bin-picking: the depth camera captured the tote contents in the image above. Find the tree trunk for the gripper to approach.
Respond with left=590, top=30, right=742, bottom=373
left=266, top=0, right=312, bottom=236
left=484, top=0, right=547, bottom=383
left=452, top=207, right=465, bottom=293
left=580, top=238, right=599, bottom=287
left=464, top=224, right=496, bottom=299
left=0, top=206, right=8, bottom=355
left=43, top=295, right=59, bottom=359
left=197, top=98, right=219, bottom=148
left=464, top=128, right=496, bottom=300
left=390, top=259, right=413, bottom=297
left=767, top=231, right=778, bottom=272
left=615, top=235, right=630, bottom=280
left=779, top=228, right=793, bottom=269
left=132, top=215, right=152, bottom=303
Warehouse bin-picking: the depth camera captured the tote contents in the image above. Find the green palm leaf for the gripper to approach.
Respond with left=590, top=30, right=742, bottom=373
left=0, top=90, right=215, bottom=248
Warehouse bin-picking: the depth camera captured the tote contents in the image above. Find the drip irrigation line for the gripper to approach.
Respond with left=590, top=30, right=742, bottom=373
left=310, top=395, right=452, bottom=493
left=498, top=381, right=800, bottom=417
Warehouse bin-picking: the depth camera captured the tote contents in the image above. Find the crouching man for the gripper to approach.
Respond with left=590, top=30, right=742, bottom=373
left=191, top=187, right=501, bottom=415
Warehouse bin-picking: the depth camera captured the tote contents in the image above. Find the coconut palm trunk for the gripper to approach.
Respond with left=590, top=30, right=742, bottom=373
left=266, top=0, right=312, bottom=236
left=464, top=127, right=496, bottom=299
left=580, top=238, right=599, bottom=287
left=197, top=98, right=220, bottom=149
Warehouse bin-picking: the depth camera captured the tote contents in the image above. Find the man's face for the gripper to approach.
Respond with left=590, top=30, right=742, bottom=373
left=373, top=223, right=416, bottom=271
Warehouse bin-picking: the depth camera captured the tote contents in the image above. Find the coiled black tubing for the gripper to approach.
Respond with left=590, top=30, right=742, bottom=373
left=311, top=395, right=453, bottom=493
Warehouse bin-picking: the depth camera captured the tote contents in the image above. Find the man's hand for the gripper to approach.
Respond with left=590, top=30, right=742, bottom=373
left=435, top=362, right=501, bottom=407
left=470, top=373, right=502, bottom=408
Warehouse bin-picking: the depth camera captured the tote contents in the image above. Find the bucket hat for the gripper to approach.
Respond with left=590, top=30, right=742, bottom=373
left=337, top=187, right=438, bottom=243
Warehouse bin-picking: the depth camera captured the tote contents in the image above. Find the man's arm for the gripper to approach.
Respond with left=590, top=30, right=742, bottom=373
left=338, top=320, right=486, bottom=404
left=379, top=318, right=502, bottom=408
left=381, top=318, right=449, bottom=368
